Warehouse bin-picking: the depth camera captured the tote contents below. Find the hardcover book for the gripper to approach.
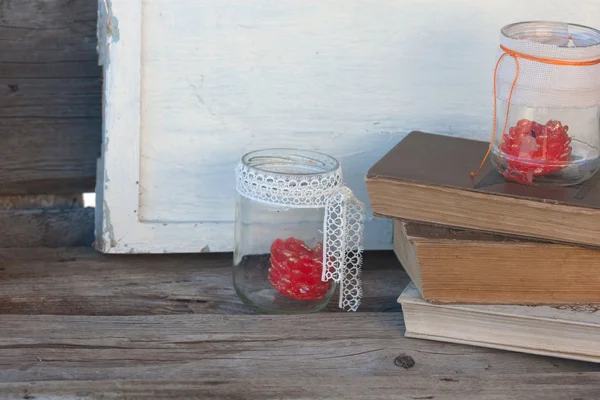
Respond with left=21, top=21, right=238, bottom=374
left=366, top=131, right=600, bottom=247
left=399, top=282, right=600, bottom=363
left=394, top=220, right=600, bottom=304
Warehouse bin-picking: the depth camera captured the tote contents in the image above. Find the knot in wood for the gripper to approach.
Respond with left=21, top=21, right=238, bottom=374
left=394, top=354, right=415, bottom=369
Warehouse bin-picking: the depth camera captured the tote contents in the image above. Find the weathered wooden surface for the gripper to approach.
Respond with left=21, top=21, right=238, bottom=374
left=0, top=195, right=83, bottom=210
left=0, top=248, right=404, bottom=314
left=0, top=0, right=101, bottom=195
left=0, top=248, right=598, bottom=399
left=0, top=312, right=598, bottom=383
left=2, top=376, right=600, bottom=400
left=0, top=208, right=94, bottom=248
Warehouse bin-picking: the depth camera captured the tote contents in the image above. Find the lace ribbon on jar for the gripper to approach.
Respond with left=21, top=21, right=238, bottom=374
left=322, top=187, right=365, bottom=312
left=235, top=159, right=365, bottom=311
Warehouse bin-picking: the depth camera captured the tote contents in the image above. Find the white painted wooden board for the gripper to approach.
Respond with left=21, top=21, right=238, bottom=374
left=96, top=0, right=600, bottom=253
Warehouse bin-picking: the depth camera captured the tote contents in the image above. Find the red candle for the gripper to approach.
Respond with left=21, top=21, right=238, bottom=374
left=269, top=237, right=332, bottom=301
left=500, top=119, right=572, bottom=185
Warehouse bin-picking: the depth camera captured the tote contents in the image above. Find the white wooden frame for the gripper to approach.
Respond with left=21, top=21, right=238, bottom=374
left=97, top=0, right=229, bottom=253
left=95, top=0, right=600, bottom=254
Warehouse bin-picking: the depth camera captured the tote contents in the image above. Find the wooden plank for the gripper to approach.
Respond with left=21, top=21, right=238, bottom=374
left=0, top=78, right=101, bottom=118
left=0, top=249, right=597, bottom=393
left=1, top=375, right=600, bottom=400
left=0, top=208, right=94, bottom=247
left=0, top=119, right=100, bottom=194
left=0, top=195, right=83, bottom=210
left=0, top=249, right=405, bottom=314
left=0, top=0, right=99, bottom=58
left=0, top=0, right=101, bottom=195
left=0, top=313, right=597, bottom=384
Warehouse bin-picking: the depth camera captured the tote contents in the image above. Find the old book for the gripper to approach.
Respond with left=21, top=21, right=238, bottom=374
left=394, top=220, right=600, bottom=304
left=365, top=131, right=600, bottom=248
left=399, top=282, right=600, bottom=363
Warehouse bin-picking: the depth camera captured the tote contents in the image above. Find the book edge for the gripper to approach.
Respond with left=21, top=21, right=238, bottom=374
left=368, top=178, right=600, bottom=248
left=397, top=284, right=600, bottom=328
left=366, top=176, right=572, bottom=209
left=392, top=221, right=424, bottom=293
left=404, top=331, right=600, bottom=364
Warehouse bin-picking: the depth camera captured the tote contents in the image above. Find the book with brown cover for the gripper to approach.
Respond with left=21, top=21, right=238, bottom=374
left=394, top=219, right=600, bottom=304
left=365, top=131, right=600, bottom=247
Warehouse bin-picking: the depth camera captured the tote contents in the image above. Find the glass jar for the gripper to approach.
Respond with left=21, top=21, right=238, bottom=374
left=489, top=21, right=600, bottom=186
left=233, top=149, right=365, bottom=314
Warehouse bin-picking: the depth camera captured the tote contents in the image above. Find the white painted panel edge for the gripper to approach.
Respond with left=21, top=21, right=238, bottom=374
left=95, top=0, right=141, bottom=253
left=96, top=0, right=235, bottom=254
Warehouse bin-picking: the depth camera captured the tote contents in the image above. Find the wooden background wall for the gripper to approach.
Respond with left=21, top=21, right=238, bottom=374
left=0, top=0, right=100, bottom=247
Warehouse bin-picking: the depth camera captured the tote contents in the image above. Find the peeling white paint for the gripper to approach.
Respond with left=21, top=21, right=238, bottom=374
left=105, top=0, right=120, bottom=43
left=102, top=200, right=116, bottom=249
left=97, top=0, right=120, bottom=68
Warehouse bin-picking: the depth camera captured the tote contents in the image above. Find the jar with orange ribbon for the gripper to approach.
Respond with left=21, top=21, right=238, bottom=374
left=473, top=21, right=600, bottom=186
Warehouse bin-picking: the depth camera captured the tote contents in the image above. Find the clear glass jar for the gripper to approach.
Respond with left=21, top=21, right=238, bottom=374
left=233, top=149, right=364, bottom=314
left=489, top=21, right=600, bottom=186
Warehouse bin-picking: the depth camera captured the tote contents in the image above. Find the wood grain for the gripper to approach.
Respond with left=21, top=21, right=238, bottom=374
left=1, top=375, right=600, bottom=400
left=0, top=313, right=597, bottom=384
left=0, top=118, right=100, bottom=195
left=0, top=0, right=101, bottom=195
left=0, top=195, right=83, bottom=210
left=0, top=208, right=94, bottom=247
left=0, top=78, right=101, bottom=118
left=0, top=249, right=405, bottom=314
left=0, top=248, right=598, bottom=396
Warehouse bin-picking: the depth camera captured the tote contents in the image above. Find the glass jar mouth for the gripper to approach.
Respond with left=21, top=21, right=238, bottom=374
left=241, top=148, right=340, bottom=177
left=501, top=21, right=600, bottom=48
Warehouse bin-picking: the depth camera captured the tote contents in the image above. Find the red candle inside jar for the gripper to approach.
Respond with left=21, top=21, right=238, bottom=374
left=234, top=148, right=364, bottom=313
left=268, top=237, right=332, bottom=301
left=500, top=119, right=572, bottom=185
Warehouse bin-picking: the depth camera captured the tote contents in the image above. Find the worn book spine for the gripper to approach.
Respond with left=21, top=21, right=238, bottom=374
left=394, top=220, right=600, bottom=305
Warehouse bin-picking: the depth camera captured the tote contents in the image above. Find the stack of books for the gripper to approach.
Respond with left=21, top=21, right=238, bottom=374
left=365, top=131, right=600, bottom=363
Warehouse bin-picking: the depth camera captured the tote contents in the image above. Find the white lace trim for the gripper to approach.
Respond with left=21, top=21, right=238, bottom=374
left=235, top=161, right=343, bottom=208
left=322, top=187, right=365, bottom=312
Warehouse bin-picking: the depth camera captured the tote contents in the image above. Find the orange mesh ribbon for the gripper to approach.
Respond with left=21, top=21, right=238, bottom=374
left=471, top=45, right=600, bottom=179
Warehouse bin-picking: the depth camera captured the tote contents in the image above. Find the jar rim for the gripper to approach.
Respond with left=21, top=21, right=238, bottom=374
left=501, top=21, right=600, bottom=48
left=241, top=148, right=340, bottom=177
